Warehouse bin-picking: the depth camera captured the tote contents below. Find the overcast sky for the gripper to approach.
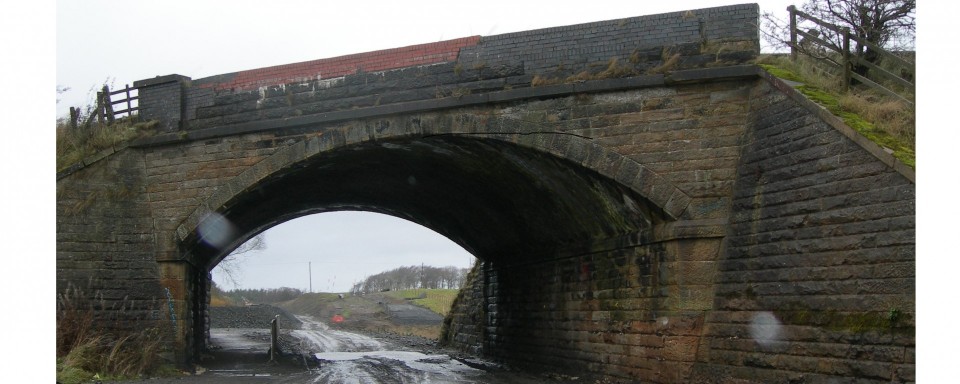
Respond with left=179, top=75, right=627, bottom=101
left=212, top=212, right=478, bottom=292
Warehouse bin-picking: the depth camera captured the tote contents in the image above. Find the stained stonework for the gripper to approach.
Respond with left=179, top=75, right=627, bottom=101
left=57, top=3, right=913, bottom=382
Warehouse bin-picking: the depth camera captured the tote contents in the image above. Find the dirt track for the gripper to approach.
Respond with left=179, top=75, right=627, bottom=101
left=113, top=296, right=584, bottom=383
left=116, top=313, right=569, bottom=383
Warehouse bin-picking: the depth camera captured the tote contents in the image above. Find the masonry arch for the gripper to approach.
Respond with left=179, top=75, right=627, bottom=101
left=183, top=134, right=681, bottom=263
left=172, top=130, right=686, bottom=359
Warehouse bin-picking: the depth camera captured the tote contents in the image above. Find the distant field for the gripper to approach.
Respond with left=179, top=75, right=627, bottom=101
left=384, top=289, right=460, bottom=316
left=265, top=289, right=460, bottom=340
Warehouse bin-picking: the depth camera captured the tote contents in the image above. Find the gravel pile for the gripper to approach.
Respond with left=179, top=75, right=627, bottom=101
left=384, top=304, right=443, bottom=325
left=209, top=304, right=303, bottom=329
left=375, top=332, right=439, bottom=352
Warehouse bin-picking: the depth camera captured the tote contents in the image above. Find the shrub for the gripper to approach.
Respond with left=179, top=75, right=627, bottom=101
left=56, top=284, right=175, bottom=383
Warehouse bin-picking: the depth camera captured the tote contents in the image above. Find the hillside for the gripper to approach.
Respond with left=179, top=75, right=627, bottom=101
left=274, top=290, right=458, bottom=340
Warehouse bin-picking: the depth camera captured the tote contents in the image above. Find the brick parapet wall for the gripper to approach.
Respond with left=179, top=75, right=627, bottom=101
left=191, top=36, right=481, bottom=92
left=138, top=4, right=759, bottom=134
left=458, top=4, right=758, bottom=73
left=135, top=75, right=189, bottom=131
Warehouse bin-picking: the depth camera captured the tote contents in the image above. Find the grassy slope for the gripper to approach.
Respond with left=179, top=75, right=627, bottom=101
left=56, top=118, right=157, bottom=172
left=383, top=289, right=460, bottom=316
left=279, top=290, right=460, bottom=318
left=277, top=290, right=458, bottom=340
left=756, top=57, right=915, bottom=168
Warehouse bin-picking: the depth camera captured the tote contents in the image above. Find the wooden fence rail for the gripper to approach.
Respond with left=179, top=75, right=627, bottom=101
left=787, top=5, right=914, bottom=105
left=70, top=84, right=139, bottom=130
left=97, top=84, right=140, bottom=124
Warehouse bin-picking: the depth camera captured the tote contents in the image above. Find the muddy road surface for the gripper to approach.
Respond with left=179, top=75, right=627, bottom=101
left=119, top=315, right=578, bottom=383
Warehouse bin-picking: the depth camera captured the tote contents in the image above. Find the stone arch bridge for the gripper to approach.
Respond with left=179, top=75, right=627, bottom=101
left=56, top=4, right=915, bottom=382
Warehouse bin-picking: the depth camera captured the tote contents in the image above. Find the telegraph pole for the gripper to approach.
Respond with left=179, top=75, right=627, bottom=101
left=309, top=261, right=312, bottom=293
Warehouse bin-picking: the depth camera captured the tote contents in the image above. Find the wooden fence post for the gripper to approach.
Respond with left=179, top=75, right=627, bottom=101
left=788, top=5, right=798, bottom=61
left=101, top=85, right=115, bottom=124
left=269, top=315, right=279, bottom=363
left=69, top=107, right=79, bottom=130
left=96, top=90, right=105, bottom=125
left=124, top=85, right=133, bottom=119
left=842, top=27, right=851, bottom=92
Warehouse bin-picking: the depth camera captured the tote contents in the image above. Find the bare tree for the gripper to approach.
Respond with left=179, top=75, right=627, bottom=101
left=762, top=0, right=915, bottom=77
left=215, top=234, right=266, bottom=289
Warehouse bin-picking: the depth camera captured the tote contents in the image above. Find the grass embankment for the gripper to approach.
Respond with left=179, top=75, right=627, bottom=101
left=280, top=292, right=370, bottom=319
left=276, top=290, right=461, bottom=340
left=56, top=117, right=157, bottom=173
left=384, top=289, right=460, bottom=316
left=756, top=55, right=915, bottom=168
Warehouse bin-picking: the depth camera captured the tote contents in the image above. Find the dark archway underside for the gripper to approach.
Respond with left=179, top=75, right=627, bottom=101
left=185, top=135, right=665, bottom=271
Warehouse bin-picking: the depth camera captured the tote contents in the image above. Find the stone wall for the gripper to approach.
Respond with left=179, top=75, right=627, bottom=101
left=442, top=74, right=915, bottom=382
left=689, top=77, right=915, bottom=383
left=55, top=148, right=175, bottom=353
left=457, top=4, right=758, bottom=73
left=135, top=4, right=759, bottom=135
left=440, top=261, right=487, bottom=356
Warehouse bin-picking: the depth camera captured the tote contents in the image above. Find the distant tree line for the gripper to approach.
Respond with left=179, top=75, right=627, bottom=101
left=350, top=265, right=470, bottom=294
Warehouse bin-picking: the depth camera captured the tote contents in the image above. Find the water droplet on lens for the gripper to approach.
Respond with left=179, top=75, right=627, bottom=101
left=198, top=212, right=237, bottom=250
left=749, top=312, right=782, bottom=347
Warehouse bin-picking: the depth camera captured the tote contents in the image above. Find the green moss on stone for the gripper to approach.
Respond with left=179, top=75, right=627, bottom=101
left=775, top=302, right=913, bottom=335
left=761, top=64, right=915, bottom=169
left=796, top=85, right=915, bottom=168
left=758, top=64, right=803, bottom=83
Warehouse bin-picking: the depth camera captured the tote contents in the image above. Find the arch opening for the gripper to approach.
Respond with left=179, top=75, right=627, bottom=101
left=209, top=211, right=477, bottom=293
left=183, top=135, right=667, bottom=270
left=179, top=135, right=671, bottom=363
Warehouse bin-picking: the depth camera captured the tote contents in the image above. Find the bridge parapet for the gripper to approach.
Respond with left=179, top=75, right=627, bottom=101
left=133, top=4, right=759, bottom=136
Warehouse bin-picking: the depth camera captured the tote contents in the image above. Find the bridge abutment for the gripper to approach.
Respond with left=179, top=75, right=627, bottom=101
left=443, top=232, right=727, bottom=380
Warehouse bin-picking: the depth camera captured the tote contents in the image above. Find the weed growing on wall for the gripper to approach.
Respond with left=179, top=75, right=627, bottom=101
left=56, top=284, right=178, bottom=383
left=56, top=105, right=158, bottom=172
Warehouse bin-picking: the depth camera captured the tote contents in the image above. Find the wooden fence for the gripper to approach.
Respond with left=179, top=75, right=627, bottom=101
left=787, top=5, right=914, bottom=105
left=68, top=84, right=139, bottom=130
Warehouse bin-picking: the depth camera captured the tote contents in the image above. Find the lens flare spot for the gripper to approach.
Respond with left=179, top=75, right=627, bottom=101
left=198, top=212, right=237, bottom=250
left=749, top=312, right=783, bottom=348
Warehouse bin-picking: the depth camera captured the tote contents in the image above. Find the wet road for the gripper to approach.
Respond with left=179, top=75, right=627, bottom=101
left=292, top=316, right=486, bottom=383
left=122, top=315, right=566, bottom=383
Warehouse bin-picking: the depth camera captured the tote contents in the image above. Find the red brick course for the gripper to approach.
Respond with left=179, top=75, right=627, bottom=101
left=201, top=36, right=480, bottom=91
